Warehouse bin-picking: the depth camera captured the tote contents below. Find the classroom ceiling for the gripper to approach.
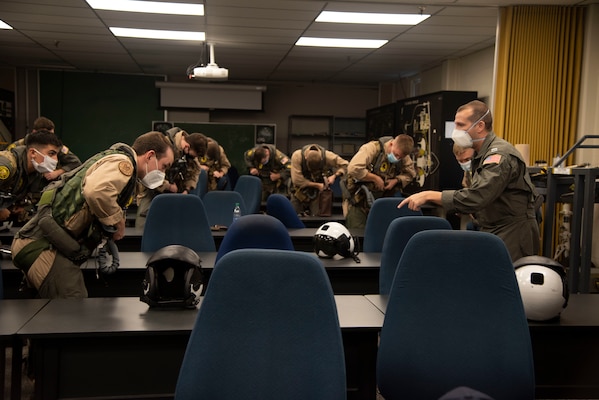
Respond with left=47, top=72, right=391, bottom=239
left=0, top=0, right=594, bottom=86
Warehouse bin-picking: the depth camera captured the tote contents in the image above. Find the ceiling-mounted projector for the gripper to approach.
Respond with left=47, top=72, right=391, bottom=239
left=189, top=43, right=228, bottom=81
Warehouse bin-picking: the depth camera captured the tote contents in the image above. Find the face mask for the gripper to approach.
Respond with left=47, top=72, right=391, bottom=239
left=451, top=109, right=491, bottom=148
left=387, top=152, right=400, bottom=164
left=451, top=129, right=474, bottom=148
left=459, top=160, right=472, bottom=172
left=141, top=157, right=165, bottom=189
left=32, top=148, right=58, bottom=174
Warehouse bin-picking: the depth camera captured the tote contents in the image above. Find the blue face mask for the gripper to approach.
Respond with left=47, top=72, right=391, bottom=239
left=387, top=152, right=400, bottom=164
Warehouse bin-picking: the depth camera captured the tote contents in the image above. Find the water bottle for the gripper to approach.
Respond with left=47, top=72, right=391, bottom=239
left=232, top=202, right=241, bottom=225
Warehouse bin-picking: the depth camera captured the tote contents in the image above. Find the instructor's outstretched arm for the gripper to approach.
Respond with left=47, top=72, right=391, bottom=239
left=398, top=190, right=443, bottom=211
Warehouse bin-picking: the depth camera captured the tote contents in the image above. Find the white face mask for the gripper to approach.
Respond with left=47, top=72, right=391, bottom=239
left=141, top=157, right=165, bottom=189
left=32, top=148, right=58, bottom=174
left=451, top=109, right=490, bottom=148
left=459, top=160, right=472, bottom=172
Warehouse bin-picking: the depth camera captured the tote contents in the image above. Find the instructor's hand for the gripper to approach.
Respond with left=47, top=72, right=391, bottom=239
left=398, top=190, right=442, bottom=211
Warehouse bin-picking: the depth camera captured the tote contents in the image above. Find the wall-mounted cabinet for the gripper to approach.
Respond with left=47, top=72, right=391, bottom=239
left=332, top=117, right=366, bottom=158
left=288, top=115, right=366, bottom=158
left=288, top=115, right=332, bottom=155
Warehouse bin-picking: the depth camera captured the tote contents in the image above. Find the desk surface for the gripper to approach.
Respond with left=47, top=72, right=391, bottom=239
left=1, top=252, right=381, bottom=298
left=123, top=226, right=365, bottom=238
left=18, top=295, right=384, bottom=338
left=365, top=293, right=599, bottom=326
left=115, top=251, right=380, bottom=270
left=0, top=299, right=49, bottom=338
left=1, top=251, right=379, bottom=271
left=0, top=226, right=365, bottom=240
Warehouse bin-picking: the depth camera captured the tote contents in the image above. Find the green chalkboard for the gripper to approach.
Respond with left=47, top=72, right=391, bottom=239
left=174, top=122, right=255, bottom=176
left=39, top=71, right=259, bottom=177
left=40, top=71, right=165, bottom=161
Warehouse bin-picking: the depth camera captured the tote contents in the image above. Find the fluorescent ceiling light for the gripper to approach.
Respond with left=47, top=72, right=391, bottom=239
left=296, top=37, right=387, bottom=49
left=86, top=0, right=204, bottom=15
left=316, top=11, right=430, bottom=25
left=110, top=27, right=205, bottom=40
left=0, top=20, right=13, bottom=29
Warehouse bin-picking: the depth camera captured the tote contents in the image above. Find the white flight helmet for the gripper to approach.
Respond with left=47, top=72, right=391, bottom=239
left=514, top=255, right=569, bottom=321
left=313, top=222, right=360, bottom=262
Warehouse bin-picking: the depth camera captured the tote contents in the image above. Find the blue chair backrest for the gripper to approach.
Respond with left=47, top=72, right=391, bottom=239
left=266, top=194, right=305, bottom=228
left=330, top=178, right=343, bottom=200
left=190, top=169, right=208, bottom=198
left=234, top=175, right=262, bottom=214
left=175, top=249, right=346, bottom=400
left=377, top=230, right=535, bottom=400
left=202, top=191, right=247, bottom=227
left=379, top=216, right=452, bottom=294
left=215, top=214, right=294, bottom=262
left=140, top=193, right=216, bottom=252
left=362, top=197, right=422, bottom=252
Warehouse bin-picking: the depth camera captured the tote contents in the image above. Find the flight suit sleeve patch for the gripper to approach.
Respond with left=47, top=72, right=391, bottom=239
left=483, top=154, right=502, bottom=165
left=118, top=161, right=134, bottom=176
left=0, top=166, right=10, bottom=180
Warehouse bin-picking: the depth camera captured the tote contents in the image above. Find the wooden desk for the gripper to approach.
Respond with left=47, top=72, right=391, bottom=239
left=19, top=296, right=383, bottom=400
left=365, top=293, right=599, bottom=399
left=0, top=299, right=49, bottom=400
left=3, top=251, right=380, bottom=298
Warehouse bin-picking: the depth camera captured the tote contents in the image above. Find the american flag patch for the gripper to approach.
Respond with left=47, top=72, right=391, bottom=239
left=483, top=154, right=502, bottom=165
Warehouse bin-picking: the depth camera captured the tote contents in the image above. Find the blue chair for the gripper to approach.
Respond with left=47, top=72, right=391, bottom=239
left=215, top=214, right=294, bottom=262
left=175, top=249, right=346, bottom=400
left=234, top=175, right=262, bottom=214
left=377, top=230, right=535, bottom=400
left=379, top=216, right=452, bottom=295
left=140, top=193, right=216, bottom=252
left=266, top=194, right=305, bottom=228
left=202, top=191, right=247, bottom=228
left=330, top=178, right=343, bottom=200
left=190, top=169, right=208, bottom=198
left=362, top=197, right=422, bottom=252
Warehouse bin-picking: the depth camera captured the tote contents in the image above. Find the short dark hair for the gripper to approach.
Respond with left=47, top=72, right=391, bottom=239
left=253, top=146, right=269, bottom=164
left=206, top=139, right=221, bottom=160
left=187, top=133, right=208, bottom=157
left=25, top=129, right=62, bottom=148
left=394, top=134, right=414, bottom=155
left=32, top=116, right=55, bottom=132
left=458, top=100, right=493, bottom=131
left=132, top=131, right=172, bottom=159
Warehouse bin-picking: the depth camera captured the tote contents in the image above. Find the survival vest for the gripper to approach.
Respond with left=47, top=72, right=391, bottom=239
left=38, top=144, right=137, bottom=227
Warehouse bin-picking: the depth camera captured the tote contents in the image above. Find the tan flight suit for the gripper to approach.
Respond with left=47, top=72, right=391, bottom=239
left=244, top=145, right=291, bottom=201
left=12, top=148, right=136, bottom=298
left=197, top=144, right=231, bottom=191
left=345, top=137, right=416, bottom=228
left=290, top=144, right=348, bottom=216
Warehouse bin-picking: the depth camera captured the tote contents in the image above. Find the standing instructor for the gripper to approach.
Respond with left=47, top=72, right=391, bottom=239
left=398, top=100, right=540, bottom=261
